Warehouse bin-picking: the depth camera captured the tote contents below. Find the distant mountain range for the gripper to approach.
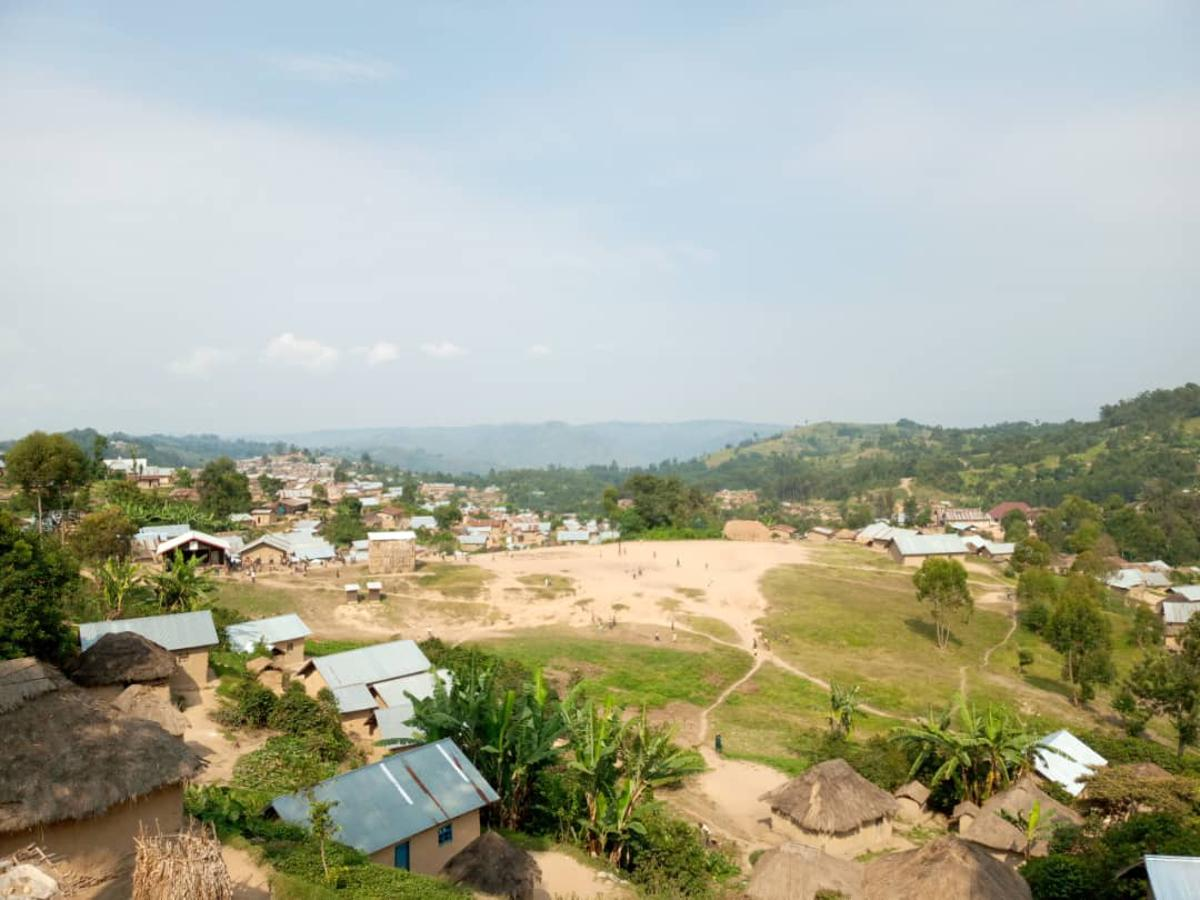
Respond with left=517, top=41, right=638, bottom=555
left=263, top=421, right=782, bottom=473
left=2, top=421, right=782, bottom=474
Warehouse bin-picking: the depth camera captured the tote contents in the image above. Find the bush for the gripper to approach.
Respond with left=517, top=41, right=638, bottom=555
left=626, top=807, right=738, bottom=899
left=231, top=736, right=338, bottom=797
left=1021, top=854, right=1098, bottom=900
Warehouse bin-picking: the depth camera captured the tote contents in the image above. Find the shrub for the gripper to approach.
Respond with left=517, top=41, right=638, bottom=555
left=231, top=736, right=338, bottom=797
left=626, top=807, right=738, bottom=899
left=1021, top=854, right=1097, bottom=900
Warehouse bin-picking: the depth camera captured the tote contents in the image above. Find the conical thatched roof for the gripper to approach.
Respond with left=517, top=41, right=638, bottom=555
left=960, top=812, right=1026, bottom=854
left=894, top=781, right=931, bottom=805
left=112, top=684, right=189, bottom=737
left=862, top=836, right=1032, bottom=899
left=950, top=800, right=981, bottom=824
left=440, top=831, right=541, bottom=900
left=0, top=658, right=202, bottom=833
left=980, top=775, right=1080, bottom=826
left=66, top=632, right=177, bottom=687
left=748, top=842, right=864, bottom=900
left=761, top=759, right=898, bottom=835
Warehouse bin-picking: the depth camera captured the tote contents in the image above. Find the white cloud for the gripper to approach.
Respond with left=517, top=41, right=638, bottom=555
left=268, top=53, right=397, bottom=84
left=356, top=341, right=400, bottom=366
left=168, top=347, right=233, bottom=378
left=527, top=344, right=551, bottom=357
left=263, top=333, right=339, bottom=370
left=420, top=341, right=468, bottom=359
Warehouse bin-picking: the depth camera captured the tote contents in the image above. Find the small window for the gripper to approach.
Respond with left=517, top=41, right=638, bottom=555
left=437, top=823, right=453, bottom=846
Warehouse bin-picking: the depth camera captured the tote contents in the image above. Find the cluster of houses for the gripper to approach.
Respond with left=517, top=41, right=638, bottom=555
left=743, top=729, right=1136, bottom=900
left=0, top=604, right=501, bottom=891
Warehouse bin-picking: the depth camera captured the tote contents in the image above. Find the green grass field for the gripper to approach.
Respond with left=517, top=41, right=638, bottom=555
left=416, top=563, right=495, bottom=599
left=684, top=615, right=739, bottom=643
left=214, top=581, right=299, bottom=617
left=478, top=628, right=752, bottom=709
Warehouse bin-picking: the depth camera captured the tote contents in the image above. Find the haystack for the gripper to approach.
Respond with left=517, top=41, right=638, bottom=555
left=440, top=831, right=541, bottom=900
left=723, top=520, right=772, bottom=542
left=133, top=823, right=232, bottom=900
left=0, top=658, right=202, bottom=834
left=112, top=684, right=189, bottom=737
left=761, top=760, right=898, bottom=855
left=747, top=842, right=864, bottom=900
left=66, top=632, right=177, bottom=687
left=862, top=836, right=1032, bottom=900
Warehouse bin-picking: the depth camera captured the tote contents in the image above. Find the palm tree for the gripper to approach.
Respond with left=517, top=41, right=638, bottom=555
left=892, top=694, right=1039, bottom=805
left=828, top=682, right=861, bottom=738
left=148, top=550, right=216, bottom=612
left=94, top=558, right=144, bottom=620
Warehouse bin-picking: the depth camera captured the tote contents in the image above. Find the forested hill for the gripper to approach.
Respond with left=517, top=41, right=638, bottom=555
left=663, top=383, right=1200, bottom=510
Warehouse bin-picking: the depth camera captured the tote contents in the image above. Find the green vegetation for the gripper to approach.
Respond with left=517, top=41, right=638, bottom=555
left=416, top=563, right=495, bottom=599
left=3, top=430, right=89, bottom=525
left=69, top=506, right=137, bottom=563
left=683, top=615, right=738, bottom=643
left=214, top=579, right=297, bottom=617
left=320, top=497, right=367, bottom=546
left=148, top=549, right=217, bottom=612
left=912, top=557, right=973, bottom=650
left=305, top=638, right=377, bottom=657
left=479, top=629, right=752, bottom=709
left=0, top=511, right=78, bottom=662
left=196, top=455, right=252, bottom=516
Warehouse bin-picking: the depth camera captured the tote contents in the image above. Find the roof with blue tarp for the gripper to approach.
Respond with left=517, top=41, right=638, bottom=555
left=79, top=610, right=218, bottom=652
left=268, top=738, right=498, bottom=853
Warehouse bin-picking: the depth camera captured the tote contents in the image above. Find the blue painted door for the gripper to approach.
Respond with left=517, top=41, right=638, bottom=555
left=393, top=842, right=410, bottom=870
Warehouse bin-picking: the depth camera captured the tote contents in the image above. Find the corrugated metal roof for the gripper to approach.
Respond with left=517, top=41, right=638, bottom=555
left=1169, top=585, right=1200, bottom=602
left=458, top=533, right=488, bottom=545
left=134, top=523, right=191, bottom=543
left=983, top=541, right=1015, bottom=556
left=79, top=610, right=218, bottom=652
left=331, top=683, right=376, bottom=713
left=892, top=533, right=967, bottom=557
left=557, top=530, right=590, bottom=542
left=1163, top=601, right=1200, bottom=626
left=372, top=704, right=420, bottom=743
left=372, top=670, right=450, bottom=709
left=312, top=640, right=430, bottom=692
left=410, top=516, right=437, bottom=530
left=154, top=530, right=231, bottom=556
left=1034, top=730, right=1106, bottom=797
left=1145, top=855, right=1200, bottom=900
left=225, top=614, right=312, bottom=653
left=269, top=738, right=498, bottom=853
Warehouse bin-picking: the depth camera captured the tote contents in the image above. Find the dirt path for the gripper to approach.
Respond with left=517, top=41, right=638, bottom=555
left=982, top=593, right=1018, bottom=668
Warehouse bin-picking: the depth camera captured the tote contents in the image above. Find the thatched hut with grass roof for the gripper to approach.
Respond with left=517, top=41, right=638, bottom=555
left=440, top=831, right=541, bottom=900
left=0, top=658, right=202, bottom=883
left=893, top=781, right=931, bottom=823
left=950, top=800, right=981, bottom=832
left=112, top=684, right=189, bottom=737
left=979, top=775, right=1081, bottom=829
left=761, top=759, right=899, bottom=856
left=747, top=842, right=865, bottom=900
left=66, top=632, right=178, bottom=703
left=959, top=810, right=1031, bottom=865
left=862, top=836, right=1032, bottom=899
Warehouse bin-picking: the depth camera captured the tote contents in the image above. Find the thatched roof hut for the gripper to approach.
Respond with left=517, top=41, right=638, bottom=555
left=950, top=800, right=981, bottom=831
left=960, top=811, right=1027, bottom=857
left=894, top=781, right=930, bottom=806
left=66, top=632, right=177, bottom=687
left=763, top=760, right=898, bottom=835
left=862, top=836, right=1032, bottom=900
left=112, top=684, right=189, bottom=737
left=0, top=657, right=202, bottom=834
left=747, top=842, right=864, bottom=900
left=980, top=776, right=1081, bottom=827
left=440, top=831, right=541, bottom=900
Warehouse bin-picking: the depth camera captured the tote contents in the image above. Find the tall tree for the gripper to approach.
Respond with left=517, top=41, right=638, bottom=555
left=69, top=506, right=137, bottom=563
left=0, top=512, right=77, bottom=661
left=1045, top=575, right=1114, bottom=705
left=828, top=682, right=861, bottom=738
left=912, top=557, right=973, bottom=649
left=1123, top=617, right=1200, bottom=757
left=93, top=558, right=146, bottom=620
left=4, top=431, right=90, bottom=528
left=196, top=456, right=252, bottom=517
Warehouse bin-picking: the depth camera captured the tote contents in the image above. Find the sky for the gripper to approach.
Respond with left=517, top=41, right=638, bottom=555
left=1, top=1, right=1198, bottom=436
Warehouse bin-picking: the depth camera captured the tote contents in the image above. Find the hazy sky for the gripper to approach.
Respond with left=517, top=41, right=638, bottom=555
left=2, top=2, right=1197, bottom=436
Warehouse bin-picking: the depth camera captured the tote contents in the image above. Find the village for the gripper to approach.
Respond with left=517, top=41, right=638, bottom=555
left=2, top=439, right=1200, bottom=900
